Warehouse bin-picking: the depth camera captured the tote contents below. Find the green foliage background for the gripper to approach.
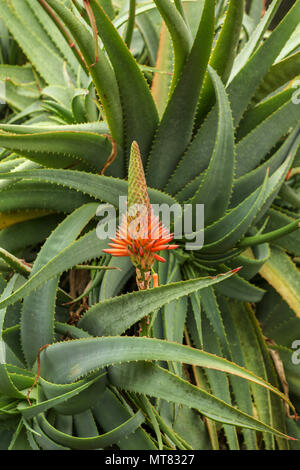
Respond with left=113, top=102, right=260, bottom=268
left=0, top=0, right=299, bottom=450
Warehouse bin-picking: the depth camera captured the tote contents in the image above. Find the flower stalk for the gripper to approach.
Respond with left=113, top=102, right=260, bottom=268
left=103, top=141, right=178, bottom=290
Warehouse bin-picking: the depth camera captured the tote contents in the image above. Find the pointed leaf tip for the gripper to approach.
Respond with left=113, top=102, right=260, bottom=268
left=286, top=169, right=292, bottom=181
left=232, top=266, right=243, bottom=273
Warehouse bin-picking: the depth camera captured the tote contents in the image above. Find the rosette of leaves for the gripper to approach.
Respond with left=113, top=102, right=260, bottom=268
left=0, top=0, right=299, bottom=450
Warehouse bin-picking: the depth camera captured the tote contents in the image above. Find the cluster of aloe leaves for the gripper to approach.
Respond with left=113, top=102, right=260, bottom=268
left=0, top=0, right=299, bottom=450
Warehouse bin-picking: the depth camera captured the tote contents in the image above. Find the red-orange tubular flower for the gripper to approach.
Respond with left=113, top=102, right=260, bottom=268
left=103, top=141, right=178, bottom=290
left=103, top=206, right=178, bottom=265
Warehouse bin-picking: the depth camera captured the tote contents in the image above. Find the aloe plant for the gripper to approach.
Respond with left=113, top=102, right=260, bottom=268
left=0, top=0, right=299, bottom=450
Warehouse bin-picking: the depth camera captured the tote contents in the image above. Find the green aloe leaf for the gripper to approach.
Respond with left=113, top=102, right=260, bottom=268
left=19, top=372, right=106, bottom=419
left=264, top=208, right=300, bottom=256
left=165, top=56, right=237, bottom=198
left=32, top=418, right=69, bottom=450
left=232, top=127, right=300, bottom=207
left=151, top=21, right=173, bottom=118
left=235, top=104, right=300, bottom=178
left=1, top=82, right=39, bottom=111
left=257, top=289, right=299, bottom=370
left=0, top=248, right=31, bottom=277
left=192, top=175, right=267, bottom=254
left=108, top=361, right=292, bottom=439
left=151, top=22, right=172, bottom=110
left=73, top=409, right=99, bottom=439
left=214, top=270, right=265, bottom=303
left=152, top=0, right=192, bottom=89
left=8, top=421, right=33, bottom=450
left=248, top=308, right=290, bottom=450
left=37, top=335, right=294, bottom=410
left=42, top=0, right=123, bottom=146
left=25, top=0, right=82, bottom=78
left=280, top=183, right=300, bottom=209
left=92, top=388, right=157, bottom=450
left=225, top=245, right=270, bottom=281
left=0, top=0, right=68, bottom=85
left=219, top=297, right=258, bottom=449
left=227, top=0, right=300, bottom=125
left=260, top=246, right=300, bottom=318
left=238, top=217, right=300, bottom=249
left=0, top=168, right=177, bottom=207
left=0, top=129, right=115, bottom=172
left=0, top=226, right=109, bottom=309
left=89, top=0, right=159, bottom=161
left=248, top=0, right=264, bottom=27
left=11, top=0, right=62, bottom=55
left=189, top=65, right=235, bottom=226
left=35, top=409, right=145, bottom=450
left=166, top=61, right=234, bottom=199
left=0, top=122, right=110, bottom=135
left=136, top=11, right=159, bottom=67
left=38, top=372, right=107, bottom=417
left=151, top=252, right=187, bottom=375
left=146, top=0, right=214, bottom=189
left=78, top=270, right=238, bottom=337
left=20, top=203, right=100, bottom=368
left=236, top=87, right=295, bottom=140
left=200, top=153, right=292, bottom=253
left=195, top=0, right=244, bottom=127
left=189, top=274, right=229, bottom=354
left=222, top=300, right=288, bottom=449
left=0, top=64, right=36, bottom=84
left=197, top=312, right=239, bottom=449
left=254, top=51, right=300, bottom=102
left=277, top=21, right=300, bottom=62
left=0, top=215, right=62, bottom=254
left=0, top=275, right=26, bottom=400
left=229, top=0, right=281, bottom=80
left=0, top=181, right=94, bottom=214
left=124, top=0, right=137, bottom=49
left=99, top=257, right=134, bottom=301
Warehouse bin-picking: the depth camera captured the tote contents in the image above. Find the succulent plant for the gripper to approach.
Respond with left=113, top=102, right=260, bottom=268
left=0, top=0, right=299, bottom=450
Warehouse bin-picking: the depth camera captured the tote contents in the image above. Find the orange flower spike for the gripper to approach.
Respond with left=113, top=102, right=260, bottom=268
left=103, top=141, right=178, bottom=290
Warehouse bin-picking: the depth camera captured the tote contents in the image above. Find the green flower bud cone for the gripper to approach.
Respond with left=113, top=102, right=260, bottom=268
left=128, top=140, right=150, bottom=210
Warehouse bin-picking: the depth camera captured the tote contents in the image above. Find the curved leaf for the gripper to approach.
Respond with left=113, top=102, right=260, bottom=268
left=259, top=246, right=300, bottom=318
left=78, top=270, right=238, bottom=336
left=195, top=0, right=244, bottom=127
left=0, top=227, right=109, bottom=310
left=108, top=362, right=292, bottom=440
left=255, top=50, right=300, bottom=101
left=0, top=168, right=177, bottom=207
left=89, top=0, right=159, bottom=161
left=36, top=409, right=144, bottom=450
left=43, top=0, right=123, bottom=145
left=189, top=65, right=235, bottom=226
left=152, top=0, right=192, bottom=89
left=0, top=181, right=94, bottom=214
left=147, top=0, right=214, bottom=189
left=0, top=130, right=114, bottom=172
left=0, top=0, right=67, bottom=85
left=227, top=0, right=300, bottom=125
left=37, top=336, right=294, bottom=410
left=20, top=203, right=100, bottom=368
